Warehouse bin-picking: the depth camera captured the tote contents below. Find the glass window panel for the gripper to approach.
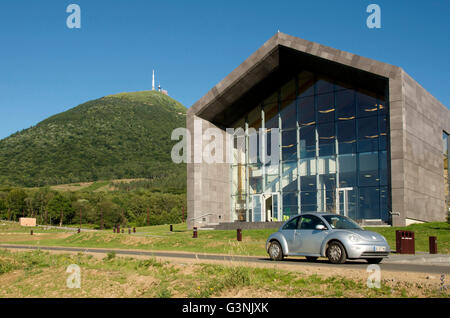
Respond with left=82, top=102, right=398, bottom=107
left=358, top=152, right=379, bottom=186
left=380, top=186, right=389, bottom=222
left=264, top=129, right=280, bottom=167
left=265, top=173, right=279, bottom=192
left=444, top=132, right=449, bottom=208
left=283, top=192, right=298, bottom=218
left=357, top=90, right=378, bottom=117
left=282, top=161, right=298, bottom=192
left=232, top=164, right=246, bottom=196
left=317, top=156, right=337, bottom=186
left=282, top=129, right=297, bottom=161
left=272, top=194, right=280, bottom=221
left=281, top=78, right=296, bottom=107
left=298, top=71, right=315, bottom=98
left=265, top=160, right=280, bottom=193
left=358, top=116, right=379, bottom=152
left=233, top=130, right=246, bottom=165
left=248, top=129, right=262, bottom=164
left=300, top=125, right=316, bottom=158
left=280, top=100, right=297, bottom=130
left=359, top=187, right=380, bottom=219
left=317, top=93, right=335, bottom=124
left=232, top=195, right=248, bottom=222
left=337, top=119, right=356, bottom=154
left=300, top=175, right=316, bottom=192
left=298, top=96, right=315, bottom=126
left=264, top=92, right=279, bottom=129
left=338, top=154, right=357, bottom=188
left=248, top=105, right=262, bottom=129
left=318, top=123, right=335, bottom=156
left=252, top=195, right=263, bottom=222
left=316, top=76, right=333, bottom=94
left=300, top=191, right=317, bottom=213
left=248, top=164, right=263, bottom=194
left=336, top=89, right=355, bottom=120
left=336, top=188, right=358, bottom=220
left=378, top=95, right=387, bottom=115
left=299, top=158, right=316, bottom=191
left=379, top=115, right=387, bottom=151
left=317, top=190, right=336, bottom=213
left=444, top=132, right=449, bottom=154
left=379, top=150, right=388, bottom=186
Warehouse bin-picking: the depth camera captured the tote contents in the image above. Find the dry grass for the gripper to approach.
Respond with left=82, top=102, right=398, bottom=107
left=0, top=249, right=447, bottom=298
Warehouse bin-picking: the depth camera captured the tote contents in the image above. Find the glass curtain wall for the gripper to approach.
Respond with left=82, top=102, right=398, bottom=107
left=444, top=132, right=449, bottom=211
left=230, top=70, right=390, bottom=223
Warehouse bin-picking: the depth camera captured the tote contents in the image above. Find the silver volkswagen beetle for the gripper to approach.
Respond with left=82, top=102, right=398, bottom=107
left=266, top=213, right=390, bottom=264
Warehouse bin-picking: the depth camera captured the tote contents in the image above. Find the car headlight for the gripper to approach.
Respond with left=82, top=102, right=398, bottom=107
left=348, top=234, right=361, bottom=242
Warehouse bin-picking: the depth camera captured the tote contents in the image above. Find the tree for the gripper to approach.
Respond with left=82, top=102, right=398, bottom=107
left=6, top=189, right=27, bottom=221
left=32, top=188, right=55, bottom=224
left=72, top=199, right=92, bottom=227
left=0, top=193, right=7, bottom=219
left=96, top=199, right=121, bottom=229
left=47, top=193, right=74, bottom=225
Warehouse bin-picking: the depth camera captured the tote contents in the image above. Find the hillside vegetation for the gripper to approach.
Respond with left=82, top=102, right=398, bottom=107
left=0, top=91, right=186, bottom=188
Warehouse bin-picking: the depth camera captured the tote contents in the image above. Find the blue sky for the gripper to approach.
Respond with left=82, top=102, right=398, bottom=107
left=0, top=0, right=449, bottom=139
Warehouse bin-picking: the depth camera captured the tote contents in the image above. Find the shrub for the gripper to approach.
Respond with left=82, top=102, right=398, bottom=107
left=105, top=251, right=116, bottom=261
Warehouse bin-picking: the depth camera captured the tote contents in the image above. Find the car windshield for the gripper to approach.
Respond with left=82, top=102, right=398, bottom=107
left=323, top=215, right=362, bottom=230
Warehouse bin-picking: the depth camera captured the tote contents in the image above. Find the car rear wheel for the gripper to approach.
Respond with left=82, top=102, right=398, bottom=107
left=305, top=256, right=318, bottom=262
left=326, top=241, right=347, bottom=264
left=268, top=241, right=283, bottom=261
left=366, top=258, right=383, bottom=264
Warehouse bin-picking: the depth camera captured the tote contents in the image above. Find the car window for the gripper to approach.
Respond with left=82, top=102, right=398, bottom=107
left=297, top=215, right=326, bottom=230
left=282, top=217, right=299, bottom=230
left=323, top=215, right=362, bottom=230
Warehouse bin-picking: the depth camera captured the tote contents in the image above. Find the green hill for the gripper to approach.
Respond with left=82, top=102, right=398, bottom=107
left=0, top=91, right=187, bottom=188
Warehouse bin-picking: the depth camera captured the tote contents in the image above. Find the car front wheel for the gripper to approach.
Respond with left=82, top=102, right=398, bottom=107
left=326, top=241, right=347, bottom=264
left=268, top=241, right=284, bottom=261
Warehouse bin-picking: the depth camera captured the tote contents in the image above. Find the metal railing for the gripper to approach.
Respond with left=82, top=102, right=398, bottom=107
left=189, top=213, right=214, bottom=225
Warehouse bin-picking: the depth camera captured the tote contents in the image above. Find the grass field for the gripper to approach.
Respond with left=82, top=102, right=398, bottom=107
left=0, top=249, right=446, bottom=298
left=0, top=221, right=449, bottom=256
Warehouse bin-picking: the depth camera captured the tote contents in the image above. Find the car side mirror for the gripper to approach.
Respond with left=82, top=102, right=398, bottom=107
left=315, top=224, right=327, bottom=231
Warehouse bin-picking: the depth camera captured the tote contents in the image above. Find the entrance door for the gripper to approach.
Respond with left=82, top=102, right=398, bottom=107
left=336, top=187, right=353, bottom=217
left=252, top=193, right=281, bottom=222
left=264, top=193, right=280, bottom=222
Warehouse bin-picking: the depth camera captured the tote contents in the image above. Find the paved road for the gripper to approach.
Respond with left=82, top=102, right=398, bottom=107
left=1, top=244, right=449, bottom=274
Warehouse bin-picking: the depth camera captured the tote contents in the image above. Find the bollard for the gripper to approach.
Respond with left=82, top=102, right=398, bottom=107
left=30, top=230, right=33, bottom=236
left=193, top=227, right=198, bottom=238
left=133, top=227, right=136, bottom=233
left=237, top=229, right=242, bottom=242
left=121, top=229, right=124, bottom=234
left=117, top=226, right=120, bottom=234
left=170, top=225, right=173, bottom=232
left=429, top=236, right=438, bottom=254
left=128, top=228, right=131, bottom=235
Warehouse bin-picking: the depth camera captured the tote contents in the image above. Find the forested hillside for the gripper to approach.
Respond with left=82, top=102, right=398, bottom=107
left=0, top=91, right=186, bottom=188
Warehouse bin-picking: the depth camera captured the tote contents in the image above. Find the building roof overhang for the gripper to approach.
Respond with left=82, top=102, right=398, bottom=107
left=190, top=32, right=402, bottom=128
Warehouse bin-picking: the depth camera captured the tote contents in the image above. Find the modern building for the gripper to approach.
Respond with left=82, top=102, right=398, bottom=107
left=187, top=32, right=450, bottom=228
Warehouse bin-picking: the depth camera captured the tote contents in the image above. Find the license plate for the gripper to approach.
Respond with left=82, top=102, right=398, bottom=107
left=374, top=246, right=386, bottom=252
